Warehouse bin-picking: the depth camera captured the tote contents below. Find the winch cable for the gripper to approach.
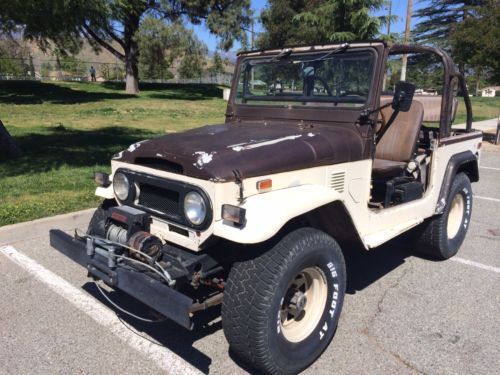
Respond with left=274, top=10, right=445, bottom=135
left=75, top=230, right=175, bottom=286
left=94, top=280, right=166, bottom=323
left=75, top=230, right=176, bottom=323
left=116, top=314, right=166, bottom=346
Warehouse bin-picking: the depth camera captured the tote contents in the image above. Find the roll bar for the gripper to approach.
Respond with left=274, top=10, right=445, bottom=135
left=389, top=44, right=472, bottom=137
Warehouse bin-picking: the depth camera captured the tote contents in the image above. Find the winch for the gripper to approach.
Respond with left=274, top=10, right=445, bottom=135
left=104, top=206, right=163, bottom=262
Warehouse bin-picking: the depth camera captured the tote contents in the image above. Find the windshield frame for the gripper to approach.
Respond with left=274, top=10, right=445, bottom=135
left=231, top=46, right=380, bottom=112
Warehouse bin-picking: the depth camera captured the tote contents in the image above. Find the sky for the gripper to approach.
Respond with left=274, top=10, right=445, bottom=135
left=192, top=0, right=429, bottom=53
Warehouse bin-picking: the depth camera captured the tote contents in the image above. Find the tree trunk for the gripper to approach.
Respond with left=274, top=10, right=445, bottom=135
left=0, top=120, right=22, bottom=158
left=475, top=69, right=481, bottom=96
left=125, top=44, right=139, bottom=94
left=124, top=14, right=140, bottom=95
left=56, top=55, right=63, bottom=80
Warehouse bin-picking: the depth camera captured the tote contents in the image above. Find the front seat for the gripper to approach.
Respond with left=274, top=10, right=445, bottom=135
left=372, top=99, right=424, bottom=179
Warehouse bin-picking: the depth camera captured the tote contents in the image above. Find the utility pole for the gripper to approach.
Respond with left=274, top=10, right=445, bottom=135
left=400, top=0, right=413, bottom=82
left=387, top=0, right=392, bottom=36
left=251, top=18, right=255, bottom=49
left=250, top=18, right=255, bottom=89
left=383, top=0, right=393, bottom=91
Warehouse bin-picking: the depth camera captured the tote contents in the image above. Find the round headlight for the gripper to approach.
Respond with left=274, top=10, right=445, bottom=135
left=113, top=172, right=130, bottom=201
left=184, top=191, right=206, bottom=225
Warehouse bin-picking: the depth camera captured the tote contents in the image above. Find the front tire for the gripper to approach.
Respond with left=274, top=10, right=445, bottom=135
left=222, top=228, right=346, bottom=375
left=87, top=199, right=116, bottom=236
left=414, top=172, right=472, bottom=260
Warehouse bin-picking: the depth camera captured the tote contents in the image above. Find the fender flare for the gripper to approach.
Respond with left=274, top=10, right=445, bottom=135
left=213, top=185, right=343, bottom=244
left=435, top=150, right=478, bottom=214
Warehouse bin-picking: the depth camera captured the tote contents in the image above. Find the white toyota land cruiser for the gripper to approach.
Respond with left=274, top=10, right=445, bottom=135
left=51, top=41, right=481, bottom=374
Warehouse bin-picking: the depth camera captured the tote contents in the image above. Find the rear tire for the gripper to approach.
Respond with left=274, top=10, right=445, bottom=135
left=222, top=228, right=346, bottom=375
left=414, top=172, right=472, bottom=260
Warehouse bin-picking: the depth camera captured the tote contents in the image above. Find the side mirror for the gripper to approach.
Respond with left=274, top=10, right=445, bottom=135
left=392, top=81, right=416, bottom=112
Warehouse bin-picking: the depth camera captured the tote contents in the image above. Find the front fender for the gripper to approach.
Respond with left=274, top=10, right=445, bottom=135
left=213, top=185, right=342, bottom=244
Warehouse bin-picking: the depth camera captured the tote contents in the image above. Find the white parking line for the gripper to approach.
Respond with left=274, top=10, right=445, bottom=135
left=479, top=166, right=500, bottom=171
left=451, top=257, right=500, bottom=274
left=0, top=245, right=200, bottom=375
left=474, top=195, right=500, bottom=203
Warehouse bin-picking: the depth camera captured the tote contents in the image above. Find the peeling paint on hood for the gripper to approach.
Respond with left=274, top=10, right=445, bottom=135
left=113, top=122, right=365, bottom=182
left=228, top=135, right=303, bottom=152
left=127, top=140, right=148, bottom=152
left=193, top=151, right=216, bottom=169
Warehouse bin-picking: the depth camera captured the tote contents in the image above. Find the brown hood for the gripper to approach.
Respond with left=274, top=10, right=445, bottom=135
left=113, top=122, right=365, bottom=182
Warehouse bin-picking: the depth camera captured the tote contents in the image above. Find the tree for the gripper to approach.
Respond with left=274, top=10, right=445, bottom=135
left=295, top=0, right=390, bottom=42
left=1, top=0, right=251, bottom=93
left=257, top=0, right=317, bottom=48
left=208, top=51, right=225, bottom=78
left=413, top=0, right=486, bottom=48
left=449, top=1, right=500, bottom=92
left=0, top=120, right=22, bottom=158
left=257, top=0, right=391, bottom=49
left=178, top=32, right=208, bottom=79
left=136, top=18, right=185, bottom=80
left=0, top=37, right=30, bottom=77
left=414, top=0, right=498, bottom=90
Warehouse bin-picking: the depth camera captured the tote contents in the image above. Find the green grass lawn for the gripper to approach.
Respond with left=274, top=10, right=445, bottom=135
left=0, top=80, right=498, bottom=227
left=454, top=96, right=500, bottom=125
left=0, top=80, right=227, bottom=226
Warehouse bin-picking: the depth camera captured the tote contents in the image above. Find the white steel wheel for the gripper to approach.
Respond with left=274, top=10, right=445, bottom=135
left=280, top=266, right=328, bottom=343
left=447, top=193, right=464, bottom=239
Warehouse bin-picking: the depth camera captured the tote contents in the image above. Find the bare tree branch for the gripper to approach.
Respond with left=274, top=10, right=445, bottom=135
left=82, top=24, right=125, bottom=60
left=103, top=24, right=125, bottom=50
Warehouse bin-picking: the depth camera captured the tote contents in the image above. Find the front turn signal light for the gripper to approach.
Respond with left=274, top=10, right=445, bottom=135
left=94, top=172, right=110, bottom=187
left=257, top=179, right=272, bottom=192
left=222, top=204, right=246, bottom=226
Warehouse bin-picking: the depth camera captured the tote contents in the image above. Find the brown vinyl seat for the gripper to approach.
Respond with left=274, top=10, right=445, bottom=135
left=372, top=99, right=425, bottom=179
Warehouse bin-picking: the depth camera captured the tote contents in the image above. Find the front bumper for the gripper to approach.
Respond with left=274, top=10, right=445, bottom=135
left=49, top=229, right=194, bottom=329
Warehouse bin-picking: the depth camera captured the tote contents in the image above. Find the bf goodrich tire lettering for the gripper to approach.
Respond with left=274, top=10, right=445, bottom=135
left=222, top=228, right=346, bottom=374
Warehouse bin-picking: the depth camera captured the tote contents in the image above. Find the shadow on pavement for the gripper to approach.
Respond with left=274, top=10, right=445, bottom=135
left=82, top=282, right=219, bottom=373
left=343, top=239, right=414, bottom=294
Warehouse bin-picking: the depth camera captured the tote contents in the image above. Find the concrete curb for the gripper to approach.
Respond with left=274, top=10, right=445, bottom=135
left=0, top=208, right=95, bottom=246
left=453, top=118, right=498, bottom=132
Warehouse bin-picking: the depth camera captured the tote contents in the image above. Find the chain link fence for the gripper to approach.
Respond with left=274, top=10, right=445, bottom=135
left=0, top=57, right=232, bottom=85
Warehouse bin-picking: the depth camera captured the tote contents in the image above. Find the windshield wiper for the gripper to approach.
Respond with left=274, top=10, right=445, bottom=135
left=292, top=43, right=350, bottom=64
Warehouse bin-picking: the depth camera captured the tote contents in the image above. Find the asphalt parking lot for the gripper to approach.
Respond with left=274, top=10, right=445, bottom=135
left=1, top=149, right=499, bottom=375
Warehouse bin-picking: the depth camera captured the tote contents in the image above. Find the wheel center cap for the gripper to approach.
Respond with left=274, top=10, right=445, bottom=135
left=289, top=290, right=307, bottom=313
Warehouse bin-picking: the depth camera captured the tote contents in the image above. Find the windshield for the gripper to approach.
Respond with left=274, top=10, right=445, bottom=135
left=235, top=50, right=375, bottom=108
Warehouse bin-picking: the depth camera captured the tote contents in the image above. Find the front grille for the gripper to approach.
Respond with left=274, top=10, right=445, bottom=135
left=138, top=184, right=181, bottom=219
left=117, top=168, right=212, bottom=229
